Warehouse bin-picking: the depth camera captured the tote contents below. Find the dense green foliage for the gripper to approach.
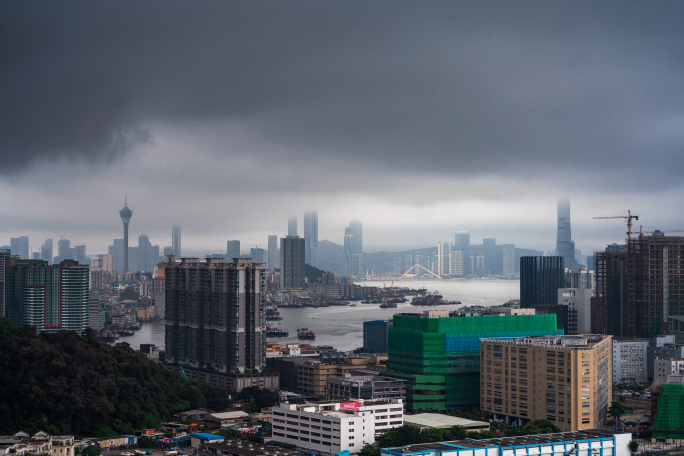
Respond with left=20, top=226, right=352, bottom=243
left=304, top=264, right=331, bottom=283
left=137, top=437, right=157, bottom=448
left=0, top=318, right=233, bottom=436
left=82, top=446, right=101, bottom=456
left=376, top=424, right=496, bottom=448
left=238, top=386, right=279, bottom=409
left=119, top=288, right=140, bottom=301
left=504, top=420, right=559, bottom=436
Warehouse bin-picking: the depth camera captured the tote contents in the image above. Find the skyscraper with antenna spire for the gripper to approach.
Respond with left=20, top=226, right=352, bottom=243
left=119, top=196, right=133, bottom=273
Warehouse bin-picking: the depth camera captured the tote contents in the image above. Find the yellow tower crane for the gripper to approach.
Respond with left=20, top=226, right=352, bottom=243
left=593, top=210, right=639, bottom=241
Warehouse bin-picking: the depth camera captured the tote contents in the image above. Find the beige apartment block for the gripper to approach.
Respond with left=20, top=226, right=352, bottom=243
left=297, top=355, right=388, bottom=398
left=480, top=334, right=612, bottom=432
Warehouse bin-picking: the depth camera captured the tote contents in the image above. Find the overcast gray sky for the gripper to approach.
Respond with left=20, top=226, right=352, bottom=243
left=2, top=1, right=683, bottom=256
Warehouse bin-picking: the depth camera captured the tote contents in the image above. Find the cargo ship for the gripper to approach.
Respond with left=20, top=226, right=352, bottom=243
left=297, top=327, right=316, bottom=340
left=411, top=292, right=461, bottom=306
left=266, top=323, right=289, bottom=337
left=266, top=307, right=283, bottom=321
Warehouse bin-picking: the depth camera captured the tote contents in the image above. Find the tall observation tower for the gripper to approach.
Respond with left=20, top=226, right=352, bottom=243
left=119, top=196, right=133, bottom=273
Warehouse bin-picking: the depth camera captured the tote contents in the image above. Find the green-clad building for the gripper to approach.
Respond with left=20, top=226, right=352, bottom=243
left=382, top=311, right=562, bottom=412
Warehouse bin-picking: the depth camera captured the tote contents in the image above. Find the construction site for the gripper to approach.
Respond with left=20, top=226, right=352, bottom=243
left=382, top=310, right=562, bottom=413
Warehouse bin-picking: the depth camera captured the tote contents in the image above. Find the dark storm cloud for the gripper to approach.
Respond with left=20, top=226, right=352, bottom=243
left=2, top=1, right=684, bottom=180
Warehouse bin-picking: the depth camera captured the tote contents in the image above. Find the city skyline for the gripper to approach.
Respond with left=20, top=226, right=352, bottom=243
left=2, top=2, right=684, bottom=257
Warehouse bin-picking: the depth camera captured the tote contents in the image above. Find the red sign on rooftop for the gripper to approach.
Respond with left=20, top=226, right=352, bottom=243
left=339, top=402, right=360, bottom=411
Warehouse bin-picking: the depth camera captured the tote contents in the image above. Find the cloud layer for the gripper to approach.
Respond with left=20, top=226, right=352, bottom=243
left=2, top=1, right=684, bottom=254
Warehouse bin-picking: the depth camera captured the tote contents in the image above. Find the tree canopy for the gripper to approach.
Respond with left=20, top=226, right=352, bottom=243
left=0, top=318, right=233, bottom=436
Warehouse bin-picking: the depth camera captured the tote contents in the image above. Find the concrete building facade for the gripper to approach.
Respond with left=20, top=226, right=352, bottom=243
left=164, top=256, right=267, bottom=373
left=480, top=334, right=612, bottom=432
left=612, top=339, right=648, bottom=384
left=280, top=236, right=305, bottom=289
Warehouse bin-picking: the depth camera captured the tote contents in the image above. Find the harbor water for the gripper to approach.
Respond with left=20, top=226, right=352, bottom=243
left=115, top=278, right=519, bottom=352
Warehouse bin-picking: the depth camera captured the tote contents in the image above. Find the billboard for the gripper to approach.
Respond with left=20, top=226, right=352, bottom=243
left=339, top=402, right=360, bottom=411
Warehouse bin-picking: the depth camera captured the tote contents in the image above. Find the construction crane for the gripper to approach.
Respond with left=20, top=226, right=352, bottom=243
left=593, top=210, right=639, bottom=241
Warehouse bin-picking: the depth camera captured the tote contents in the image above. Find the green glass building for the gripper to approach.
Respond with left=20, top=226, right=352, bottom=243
left=653, top=380, right=684, bottom=439
left=383, top=312, right=562, bottom=412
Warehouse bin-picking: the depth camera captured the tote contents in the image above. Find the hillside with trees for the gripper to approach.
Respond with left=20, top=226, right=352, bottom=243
left=0, top=318, right=233, bottom=436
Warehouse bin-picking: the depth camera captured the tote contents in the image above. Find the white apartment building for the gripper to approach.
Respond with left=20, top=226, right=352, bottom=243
left=654, top=358, right=684, bottom=383
left=612, top=339, right=648, bottom=384
left=272, top=399, right=403, bottom=455
left=449, top=251, right=464, bottom=276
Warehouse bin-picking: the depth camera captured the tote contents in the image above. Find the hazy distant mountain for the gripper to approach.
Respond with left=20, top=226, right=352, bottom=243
left=317, top=239, right=346, bottom=275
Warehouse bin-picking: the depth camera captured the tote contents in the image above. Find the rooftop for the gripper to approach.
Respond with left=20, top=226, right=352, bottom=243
left=403, top=414, right=488, bottom=429
left=200, top=440, right=300, bottom=456
left=385, top=429, right=627, bottom=454
left=480, top=334, right=611, bottom=349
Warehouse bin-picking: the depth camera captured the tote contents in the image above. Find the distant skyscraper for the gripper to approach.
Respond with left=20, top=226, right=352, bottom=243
left=344, top=228, right=354, bottom=276
left=556, top=198, right=577, bottom=269
left=128, top=246, right=139, bottom=272
left=483, top=238, right=496, bottom=276
left=267, top=235, right=278, bottom=270
left=119, top=196, right=133, bottom=273
left=352, top=253, right=364, bottom=276
left=163, top=245, right=173, bottom=259
left=520, top=256, right=565, bottom=308
left=139, top=234, right=151, bottom=272
left=304, top=211, right=318, bottom=267
left=449, top=251, right=464, bottom=276
left=57, top=238, right=71, bottom=262
left=393, top=257, right=402, bottom=276
left=109, top=239, right=124, bottom=272
left=172, top=225, right=181, bottom=256
left=455, top=232, right=471, bottom=276
left=0, top=248, right=9, bottom=317
left=348, top=220, right=363, bottom=255
left=41, top=238, right=53, bottom=264
left=437, top=242, right=451, bottom=277
left=250, top=248, right=265, bottom=264
left=226, top=240, right=241, bottom=261
left=5, top=259, right=89, bottom=333
left=10, top=236, right=29, bottom=259
left=73, top=244, right=87, bottom=265
left=502, top=244, right=516, bottom=276
left=288, top=217, right=297, bottom=236
left=280, top=236, right=305, bottom=288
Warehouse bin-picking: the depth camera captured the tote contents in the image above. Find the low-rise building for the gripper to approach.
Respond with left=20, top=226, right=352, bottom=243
left=326, top=372, right=406, bottom=404
left=612, top=338, right=648, bottom=384
left=480, top=334, right=612, bottom=432
left=272, top=399, right=403, bottom=455
left=296, top=355, right=388, bottom=399
left=1, top=432, right=76, bottom=456
left=198, top=440, right=299, bottom=456
left=190, top=434, right=225, bottom=448
left=653, top=358, right=684, bottom=383
left=648, top=335, right=684, bottom=380
left=402, top=414, right=489, bottom=430
left=380, top=429, right=631, bottom=456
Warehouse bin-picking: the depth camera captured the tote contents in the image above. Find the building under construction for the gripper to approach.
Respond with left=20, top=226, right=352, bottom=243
left=593, top=232, right=684, bottom=338
left=382, top=310, right=562, bottom=413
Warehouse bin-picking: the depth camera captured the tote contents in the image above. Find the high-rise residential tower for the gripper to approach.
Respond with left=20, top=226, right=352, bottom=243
left=304, top=211, right=318, bottom=267
left=139, top=233, right=151, bottom=272
left=348, top=220, right=362, bottom=255
left=10, top=236, right=29, bottom=260
left=226, top=240, right=241, bottom=261
left=520, top=256, right=566, bottom=308
left=437, top=242, right=451, bottom=277
left=455, top=232, right=471, bottom=276
left=119, top=196, right=133, bottom=273
left=344, top=228, right=354, bottom=276
left=502, top=244, right=516, bottom=276
left=5, top=259, right=90, bottom=333
left=267, top=235, right=278, bottom=270
left=483, top=238, right=496, bottom=276
left=41, top=239, right=53, bottom=264
left=172, top=225, right=181, bottom=256
left=280, top=236, right=305, bottom=288
left=556, top=198, right=577, bottom=269
left=0, top=248, right=9, bottom=317
left=288, top=217, right=297, bottom=236
left=57, top=238, right=71, bottom=263
left=165, top=256, right=267, bottom=373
